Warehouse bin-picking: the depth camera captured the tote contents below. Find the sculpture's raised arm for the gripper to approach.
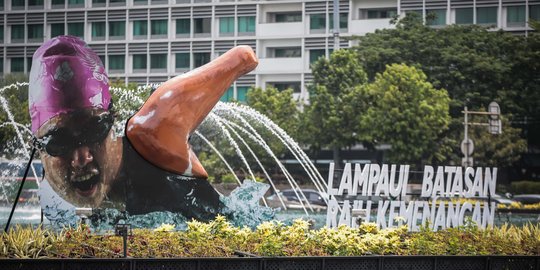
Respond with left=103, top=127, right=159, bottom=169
left=126, top=46, right=259, bottom=178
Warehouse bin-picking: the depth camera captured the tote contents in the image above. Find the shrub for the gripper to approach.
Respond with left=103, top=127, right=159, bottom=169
left=1, top=218, right=540, bottom=258
left=511, top=181, right=540, bottom=194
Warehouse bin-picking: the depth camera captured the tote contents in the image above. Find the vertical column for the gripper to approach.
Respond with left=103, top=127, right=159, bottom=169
left=447, top=0, right=451, bottom=25
left=473, top=0, right=477, bottom=25
left=498, top=0, right=502, bottom=29
left=332, top=0, right=339, bottom=50
left=525, top=0, right=529, bottom=36
left=168, top=6, right=173, bottom=77
left=422, top=0, right=426, bottom=24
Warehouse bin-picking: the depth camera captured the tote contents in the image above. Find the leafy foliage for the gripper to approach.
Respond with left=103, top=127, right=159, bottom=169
left=463, top=115, right=526, bottom=167
left=353, top=13, right=536, bottom=163
left=304, top=49, right=368, bottom=163
left=2, top=218, right=540, bottom=258
left=510, top=181, right=540, bottom=195
left=361, top=64, right=451, bottom=165
left=0, top=75, right=31, bottom=158
left=247, top=87, right=300, bottom=139
left=1, top=225, right=55, bottom=258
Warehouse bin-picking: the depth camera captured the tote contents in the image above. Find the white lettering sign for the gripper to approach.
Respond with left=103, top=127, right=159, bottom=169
left=326, top=163, right=498, bottom=231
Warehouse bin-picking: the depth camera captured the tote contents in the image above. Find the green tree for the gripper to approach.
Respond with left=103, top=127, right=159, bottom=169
left=355, top=12, right=539, bottom=125
left=529, top=19, right=540, bottom=31
left=354, top=12, right=535, bottom=165
left=240, top=86, right=301, bottom=176
left=0, top=74, right=31, bottom=158
left=108, top=79, right=151, bottom=125
left=362, top=64, right=451, bottom=165
left=456, top=115, right=527, bottom=167
left=247, top=86, right=299, bottom=138
left=305, top=49, right=368, bottom=166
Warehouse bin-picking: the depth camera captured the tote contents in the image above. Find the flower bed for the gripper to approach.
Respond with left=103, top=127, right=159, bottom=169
left=1, top=216, right=539, bottom=258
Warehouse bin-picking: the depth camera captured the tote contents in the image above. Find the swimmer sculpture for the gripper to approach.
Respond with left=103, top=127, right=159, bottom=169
left=30, top=36, right=258, bottom=220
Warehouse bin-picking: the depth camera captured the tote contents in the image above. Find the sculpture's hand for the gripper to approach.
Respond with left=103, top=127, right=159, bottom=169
left=126, top=46, right=258, bottom=178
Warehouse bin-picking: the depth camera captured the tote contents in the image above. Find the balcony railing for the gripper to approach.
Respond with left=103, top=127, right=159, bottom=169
left=257, top=57, right=303, bottom=73
left=258, top=22, right=303, bottom=37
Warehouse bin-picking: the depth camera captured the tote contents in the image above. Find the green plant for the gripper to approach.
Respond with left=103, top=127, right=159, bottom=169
left=1, top=225, right=55, bottom=258
left=220, top=173, right=238, bottom=184
left=511, top=181, right=540, bottom=194
left=2, top=218, right=540, bottom=258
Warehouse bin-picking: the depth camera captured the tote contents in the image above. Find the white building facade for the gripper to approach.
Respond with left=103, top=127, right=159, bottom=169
left=0, top=0, right=538, bottom=101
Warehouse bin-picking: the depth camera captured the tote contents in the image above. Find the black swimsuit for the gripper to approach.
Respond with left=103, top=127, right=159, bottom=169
left=121, top=137, right=223, bottom=221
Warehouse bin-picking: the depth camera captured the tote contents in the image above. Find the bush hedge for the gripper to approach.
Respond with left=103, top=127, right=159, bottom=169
left=511, top=181, right=540, bottom=194
left=1, top=217, right=539, bottom=258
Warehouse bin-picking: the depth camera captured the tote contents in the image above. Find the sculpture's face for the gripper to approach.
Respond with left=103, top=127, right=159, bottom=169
left=36, top=108, right=123, bottom=208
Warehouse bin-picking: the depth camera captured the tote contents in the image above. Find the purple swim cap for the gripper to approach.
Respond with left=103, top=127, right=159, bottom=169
left=29, top=35, right=110, bottom=133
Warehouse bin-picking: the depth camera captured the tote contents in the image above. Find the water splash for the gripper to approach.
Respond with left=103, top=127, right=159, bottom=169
left=53, top=180, right=274, bottom=231
left=220, top=180, right=275, bottom=228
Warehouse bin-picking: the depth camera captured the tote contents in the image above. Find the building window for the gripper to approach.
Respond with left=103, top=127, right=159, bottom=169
left=51, top=0, right=64, bottom=5
left=11, top=0, right=24, bottom=9
left=360, top=8, right=397, bottom=19
left=109, top=0, right=125, bottom=5
left=11, top=58, right=24, bottom=73
left=455, top=8, right=473, bottom=24
left=108, top=55, right=125, bottom=71
left=0, top=58, right=3, bottom=73
left=329, top=13, right=348, bottom=29
left=68, top=22, right=84, bottom=37
left=92, top=22, right=105, bottom=39
left=51, top=23, right=64, bottom=37
left=507, top=6, right=526, bottom=27
left=98, top=55, right=105, bottom=66
left=237, top=86, right=249, bottom=103
left=309, top=49, right=325, bottom=64
left=176, top=19, right=190, bottom=34
left=220, top=17, right=234, bottom=34
left=267, top=82, right=301, bottom=93
left=476, top=7, right=497, bottom=25
left=272, top=12, right=302, bottom=23
left=194, top=18, right=211, bottom=34
left=92, top=0, right=104, bottom=6
left=272, top=47, right=301, bottom=58
left=193, top=52, right=210, bottom=68
left=0, top=26, right=3, bottom=42
left=27, top=57, right=32, bottom=72
left=133, top=20, right=147, bottom=37
left=531, top=5, right=540, bottom=21
left=11, top=25, right=24, bottom=41
left=28, top=24, right=43, bottom=41
left=151, top=20, right=167, bottom=36
left=426, top=9, right=446, bottom=26
left=109, top=21, right=126, bottom=38
left=175, top=53, right=189, bottom=69
left=310, top=14, right=326, bottom=30
left=28, top=0, right=43, bottom=7
left=220, top=87, right=234, bottom=102
left=150, top=54, right=166, bottom=70
left=238, top=16, right=255, bottom=34
left=132, top=54, right=147, bottom=71
left=68, top=0, right=83, bottom=6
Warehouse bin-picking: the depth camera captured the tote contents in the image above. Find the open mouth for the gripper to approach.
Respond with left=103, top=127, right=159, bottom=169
left=71, top=174, right=100, bottom=197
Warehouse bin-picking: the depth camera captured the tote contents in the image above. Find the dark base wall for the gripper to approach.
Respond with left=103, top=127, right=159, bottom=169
left=0, top=256, right=538, bottom=270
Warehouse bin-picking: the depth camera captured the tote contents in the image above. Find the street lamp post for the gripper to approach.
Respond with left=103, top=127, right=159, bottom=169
left=461, top=102, right=502, bottom=167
